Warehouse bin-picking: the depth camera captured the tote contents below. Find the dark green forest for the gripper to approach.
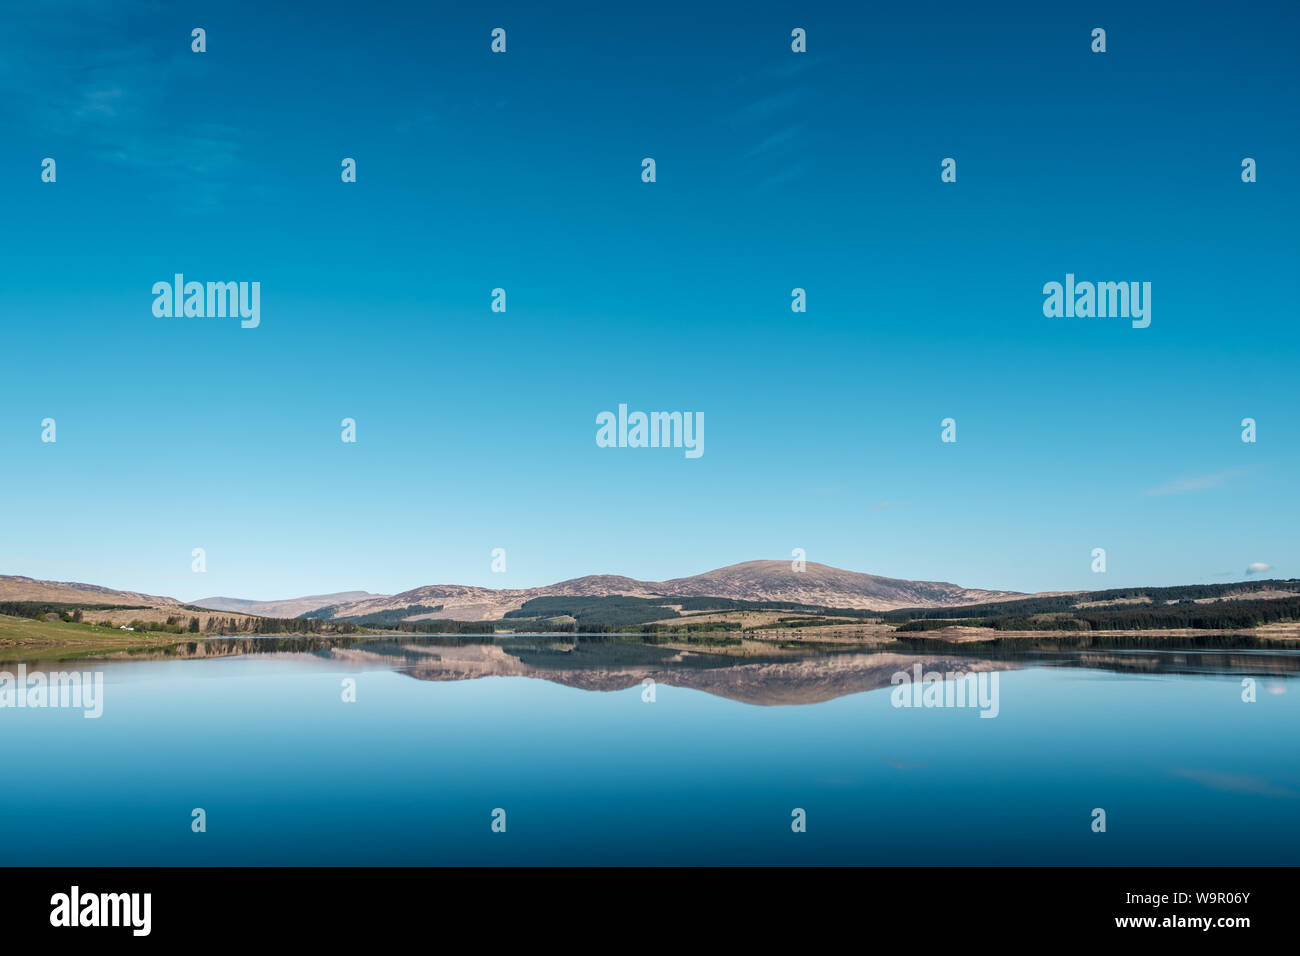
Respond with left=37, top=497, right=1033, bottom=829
left=888, top=579, right=1300, bottom=631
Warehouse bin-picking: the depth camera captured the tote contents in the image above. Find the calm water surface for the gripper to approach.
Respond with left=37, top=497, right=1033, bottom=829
left=2, top=635, right=1297, bottom=865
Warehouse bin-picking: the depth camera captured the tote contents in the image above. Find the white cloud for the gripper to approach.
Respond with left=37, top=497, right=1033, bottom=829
left=1143, top=469, right=1247, bottom=496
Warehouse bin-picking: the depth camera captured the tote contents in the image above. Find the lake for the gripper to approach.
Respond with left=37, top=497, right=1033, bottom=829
left=1, top=634, right=1297, bottom=865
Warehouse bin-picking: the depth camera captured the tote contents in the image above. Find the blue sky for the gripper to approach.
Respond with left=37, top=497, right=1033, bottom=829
left=1, top=0, right=1296, bottom=601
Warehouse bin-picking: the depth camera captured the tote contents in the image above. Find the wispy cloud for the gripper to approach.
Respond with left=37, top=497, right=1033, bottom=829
left=887, top=758, right=927, bottom=770
left=75, top=86, right=125, bottom=119
left=730, top=88, right=804, bottom=127
left=1174, top=769, right=1297, bottom=799
left=741, top=123, right=806, bottom=161
left=754, top=161, right=809, bottom=193
left=721, top=55, right=830, bottom=192
left=0, top=4, right=249, bottom=208
left=1142, top=469, right=1247, bottom=497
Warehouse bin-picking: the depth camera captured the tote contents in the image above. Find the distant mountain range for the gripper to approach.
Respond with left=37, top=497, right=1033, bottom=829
left=190, top=592, right=376, bottom=619
left=211, top=560, right=1027, bottom=620
left=1, top=561, right=1025, bottom=620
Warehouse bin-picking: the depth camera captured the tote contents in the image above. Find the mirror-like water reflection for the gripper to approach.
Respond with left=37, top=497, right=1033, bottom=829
left=2, top=633, right=1296, bottom=865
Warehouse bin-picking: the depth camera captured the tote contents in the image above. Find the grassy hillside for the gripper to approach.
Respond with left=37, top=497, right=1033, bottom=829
left=0, top=613, right=189, bottom=663
left=0, top=599, right=365, bottom=663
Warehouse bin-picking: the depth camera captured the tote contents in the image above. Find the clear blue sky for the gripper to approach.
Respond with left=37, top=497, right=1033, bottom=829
left=1, top=0, right=1296, bottom=601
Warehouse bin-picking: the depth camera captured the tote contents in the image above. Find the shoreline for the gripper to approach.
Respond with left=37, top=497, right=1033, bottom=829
left=5, top=612, right=1298, bottom=666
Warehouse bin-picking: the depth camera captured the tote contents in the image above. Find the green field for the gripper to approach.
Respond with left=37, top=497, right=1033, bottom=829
left=0, top=613, right=188, bottom=664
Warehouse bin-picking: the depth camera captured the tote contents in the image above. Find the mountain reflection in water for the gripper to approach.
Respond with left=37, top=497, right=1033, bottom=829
left=51, top=631, right=1300, bottom=706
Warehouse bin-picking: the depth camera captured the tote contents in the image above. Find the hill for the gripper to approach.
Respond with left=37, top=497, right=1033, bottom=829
left=319, top=560, right=1024, bottom=622
left=0, top=574, right=180, bottom=606
left=190, top=591, right=377, bottom=618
